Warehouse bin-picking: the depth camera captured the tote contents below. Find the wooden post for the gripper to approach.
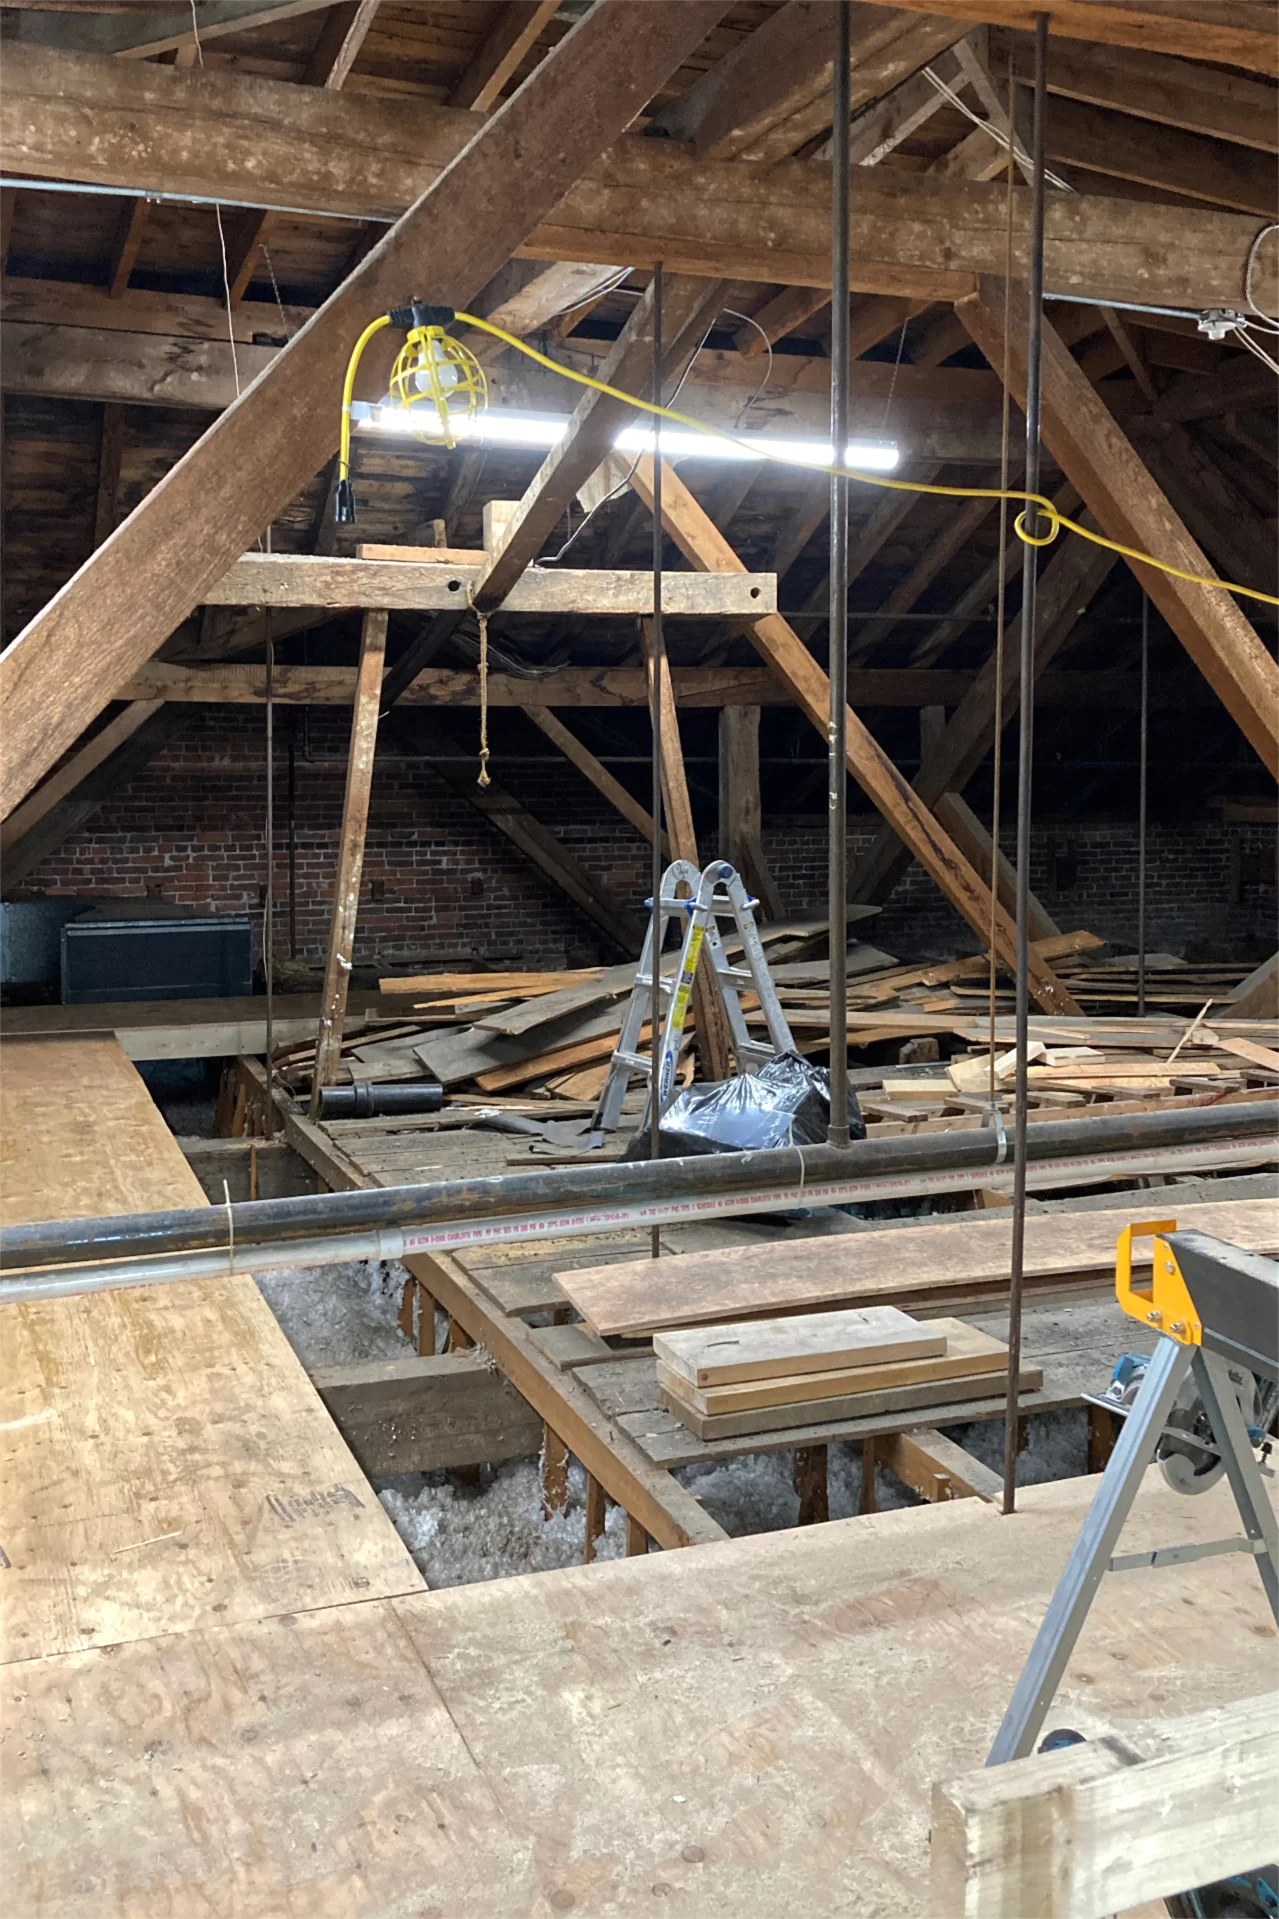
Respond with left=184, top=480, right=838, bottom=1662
left=541, top=1423, right=570, bottom=1516
left=794, top=1445, right=829, bottom=1526
left=309, top=607, right=388, bottom=1113
left=858, top=1438, right=878, bottom=1514
left=626, top=1512, right=649, bottom=1556
left=718, top=705, right=783, bottom=919
left=640, top=619, right=734, bottom=1081
left=584, top=1471, right=607, bottom=1562
left=1087, top=1402, right=1118, bottom=1473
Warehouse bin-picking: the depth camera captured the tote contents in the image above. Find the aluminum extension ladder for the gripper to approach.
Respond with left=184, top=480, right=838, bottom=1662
left=591, top=859, right=796, bottom=1135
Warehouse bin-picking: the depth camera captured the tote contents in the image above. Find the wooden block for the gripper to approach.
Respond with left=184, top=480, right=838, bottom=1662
left=654, top=1303, right=943, bottom=1389
left=659, top=1361, right=1044, bottom=1442
left=528, top=1322, right=619, bottom=1370
left=658, top=1319, right=1006, bottom=1416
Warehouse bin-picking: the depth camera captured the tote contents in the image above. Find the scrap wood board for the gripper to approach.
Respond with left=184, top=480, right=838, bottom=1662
left=654, top=1303, right=944, bottom=1388
left=658, top=1354, right=1041, bottom=1442
left=0, top=1035, right=423, bottom=1665
left=555, top=1196, right=1279, bottom=1337
left=658, top=1319, right=1009, bottom=1417
left=7, top=1472, right=1273, bottom=1917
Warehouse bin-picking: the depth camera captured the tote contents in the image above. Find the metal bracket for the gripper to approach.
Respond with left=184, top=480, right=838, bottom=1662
left=1110, top=1535, right=1264, bottom=1572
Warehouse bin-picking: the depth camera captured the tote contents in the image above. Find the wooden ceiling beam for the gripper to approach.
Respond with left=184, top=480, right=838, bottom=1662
left=470, top=273, right=725, bottom=614
left=959, top=280, right=1279, bottom=778
left=1041, top=92, right=1278, bottom=218
left=647, top=5, right=969, bottom=163
left=858, top=1, right=1279, bottom=75
left=118, top=661, right=1209, bottom=711
left=851, top=527, right=1120, bottom=909
left=449, top=0, right=559, bottom=113
left=626, top=453, right=1080, bottom=1016
left=220, top=0, right=381, bottom=310
left=0, top=0, right=736, bottom=817
left=994, top=37, right=1279, bottom=153
left=8, top=45, right=1275, bottom=312
left=7, top=0, right=337, bottom=60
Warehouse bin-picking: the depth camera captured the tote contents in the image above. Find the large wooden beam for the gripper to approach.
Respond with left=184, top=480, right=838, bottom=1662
left=0, top=3, right=734, bottom=817
left=628, top=456, right=1080, bottom=1016
left=1014, top=38, right=1279, bottom=152
left=0, top=706, right=178, bottom=894
left=193, top=553, right=776, bottom=616
left=449, top=0, right=558, bottom=113
left=388, top=713, right=645, bottom=954
left=121, top=659, right=1206, bottom=711
left=310, top=608, right=387, bottom=1111
left=719, top=705, right=783, bottom=919
left=647, top=3, right=968, bottom=162
left=310, top=1350, right=544, bottom=1477
left=1042, top=92, right=1278, bottom=217
left=6, top=46, right=1276, bottom=310
left=472, top=274, right=724, bottom=612
left=931, top=1693, right=1279, bottom=1919
left=862, top=0, right=1279, bottom=73
left=959, top=281, right=1279, bottom=778
left=637, top=619, right=734, bottom=1078
left=0, top=700, right=162, bottom=859
left=9, top=0, right=336, bottom=60
left=219, top=0, right=382, bottom=307
left=526, top=707, right=667, bottom=853
left=851, top=527, right=1121, bottom=908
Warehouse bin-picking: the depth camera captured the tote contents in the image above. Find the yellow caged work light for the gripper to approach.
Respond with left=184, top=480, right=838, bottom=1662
left=337, top=301, right=487, bottom=524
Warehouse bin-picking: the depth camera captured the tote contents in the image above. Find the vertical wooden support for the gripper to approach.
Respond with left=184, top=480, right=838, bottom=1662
left=447, top=1317, right=475, bottom=1353
left=626, top=1512, right=649, bottom=1556
left=1087, top=1402, right=1118, bottom=1474
left=584, top=1471, right=607, bottom=1562
left=859, top=1438, right=879, bottom=1514
left=640, top=618, right=733, bottom=1081
left=309, top=607, right=388, bottom=1113
left=541, top=1422, right=570, bottom=1516
left=718, top=705, right=783, bottom=919
left=398, top=1276, right=439, bottom=1356
left=794, top=1445, right=829, bottom=1526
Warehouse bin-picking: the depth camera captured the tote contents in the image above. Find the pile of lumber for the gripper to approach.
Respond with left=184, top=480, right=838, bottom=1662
left=654, top=1304, right=1036, bottom=1442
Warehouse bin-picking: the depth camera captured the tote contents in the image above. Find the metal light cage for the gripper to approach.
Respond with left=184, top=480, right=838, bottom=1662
left=387, top=325, right=487, bottom=448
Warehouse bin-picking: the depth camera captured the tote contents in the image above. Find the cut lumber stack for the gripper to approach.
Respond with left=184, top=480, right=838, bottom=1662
left=653, top=1305, right=1037, bottom=1441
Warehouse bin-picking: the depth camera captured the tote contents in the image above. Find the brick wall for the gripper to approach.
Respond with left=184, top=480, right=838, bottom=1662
left=22, top=712, right=1276, bottom=968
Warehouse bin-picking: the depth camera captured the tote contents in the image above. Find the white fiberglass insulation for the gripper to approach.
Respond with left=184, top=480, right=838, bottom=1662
left=254, top=1257, right=1088, bottom=1590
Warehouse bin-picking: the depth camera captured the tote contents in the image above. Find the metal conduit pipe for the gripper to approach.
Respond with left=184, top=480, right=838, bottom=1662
left=2, top=1102, right=1273, bottom=1277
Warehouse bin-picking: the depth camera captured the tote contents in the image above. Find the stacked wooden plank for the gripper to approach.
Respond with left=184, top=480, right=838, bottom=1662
left=653, top=1304, right=1037, bottom=1441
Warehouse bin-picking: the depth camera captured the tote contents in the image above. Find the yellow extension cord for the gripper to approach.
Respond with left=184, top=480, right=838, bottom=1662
left=447, top=310, right=1279, bottom=611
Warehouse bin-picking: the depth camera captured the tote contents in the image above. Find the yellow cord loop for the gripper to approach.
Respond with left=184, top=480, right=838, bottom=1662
left=452, top=310, right=1279, bottom=611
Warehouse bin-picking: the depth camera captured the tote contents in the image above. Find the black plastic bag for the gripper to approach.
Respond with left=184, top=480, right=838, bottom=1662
left=627, top=1051, right=865, bottom=1159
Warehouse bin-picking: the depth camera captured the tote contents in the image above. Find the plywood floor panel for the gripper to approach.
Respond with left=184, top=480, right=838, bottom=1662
left=4, top=1598, right=541, bottom=1918
left=7, top=1470, right=1272, bottom=1918
left=0, top=1037, right=423, bottom=1664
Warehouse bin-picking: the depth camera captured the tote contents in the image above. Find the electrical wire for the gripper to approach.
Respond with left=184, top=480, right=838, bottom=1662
left=922, top=62, right=1074, bottom=193
left=449, top=309, right=1279, bottom=608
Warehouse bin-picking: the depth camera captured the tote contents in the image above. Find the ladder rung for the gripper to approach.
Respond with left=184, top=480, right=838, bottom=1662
left=634, top=975, right=673, bottom=993
left=715, top=966, right=754, bottom=983
left=615, top=1051, right=650, bottom=1072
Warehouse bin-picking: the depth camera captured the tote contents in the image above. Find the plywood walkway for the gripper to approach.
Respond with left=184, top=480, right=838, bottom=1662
left=0, top=1035, right=424, bottom=1667
left=7, top=1467, right=1274, bottom=1917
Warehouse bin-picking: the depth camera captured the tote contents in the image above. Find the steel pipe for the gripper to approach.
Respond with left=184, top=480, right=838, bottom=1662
left=3, top=1101, right=1272, bottom=1279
